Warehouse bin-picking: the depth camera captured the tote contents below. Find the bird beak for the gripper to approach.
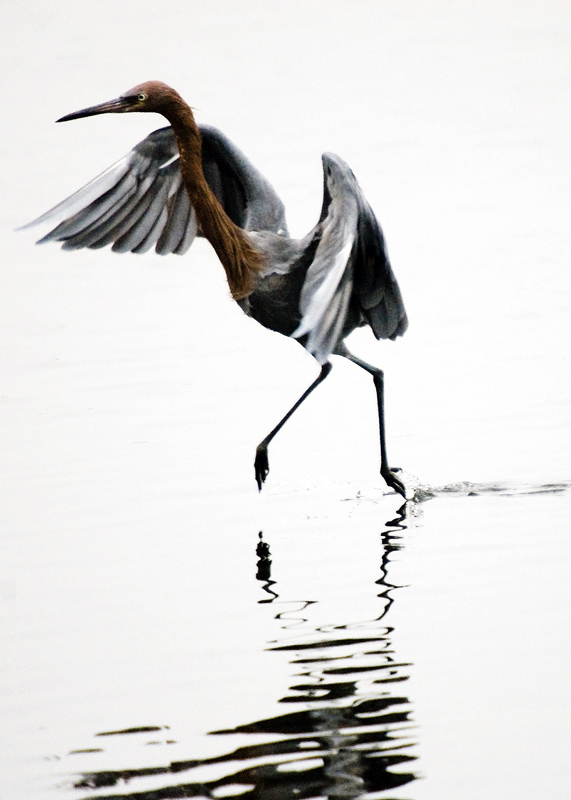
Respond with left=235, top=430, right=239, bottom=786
left=56, top=96, right=135, bottom=123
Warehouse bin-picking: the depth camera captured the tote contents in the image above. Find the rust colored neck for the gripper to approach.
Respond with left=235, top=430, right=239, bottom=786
left=159, top=92, right=264, bottom=299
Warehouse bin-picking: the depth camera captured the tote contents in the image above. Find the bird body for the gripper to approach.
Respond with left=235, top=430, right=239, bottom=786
left=23, top=81, right=408, bottom=496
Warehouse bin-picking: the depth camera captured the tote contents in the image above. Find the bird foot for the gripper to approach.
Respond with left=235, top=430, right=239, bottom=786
left=381, top=466, right=407, bottom=499
left=254, top=445, right=270, bottom=491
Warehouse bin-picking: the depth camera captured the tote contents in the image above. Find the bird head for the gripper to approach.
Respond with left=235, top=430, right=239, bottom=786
left=56, top=81, right=182, bottom=122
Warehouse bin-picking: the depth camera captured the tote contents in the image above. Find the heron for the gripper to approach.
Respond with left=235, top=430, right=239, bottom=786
left=23, top=81, right=409, bottom=497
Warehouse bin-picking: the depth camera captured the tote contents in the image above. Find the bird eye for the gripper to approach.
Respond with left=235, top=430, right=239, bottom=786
left=137, top=92, right=148, bottom=103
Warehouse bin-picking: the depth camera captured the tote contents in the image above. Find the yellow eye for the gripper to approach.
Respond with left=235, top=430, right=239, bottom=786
left=138, top=92, right=147, bottom=103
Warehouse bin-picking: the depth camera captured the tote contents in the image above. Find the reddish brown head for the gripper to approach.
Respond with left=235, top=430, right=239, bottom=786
left=57, top=81, right=184, bottom=122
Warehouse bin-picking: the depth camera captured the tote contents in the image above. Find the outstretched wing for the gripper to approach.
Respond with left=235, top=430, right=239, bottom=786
left=21, top=125, right=288, bottom=255
left=292, top=152, right=407, bottom=364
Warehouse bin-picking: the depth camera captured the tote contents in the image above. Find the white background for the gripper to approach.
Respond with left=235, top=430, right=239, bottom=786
left=0, top=2, right=570, bottom=798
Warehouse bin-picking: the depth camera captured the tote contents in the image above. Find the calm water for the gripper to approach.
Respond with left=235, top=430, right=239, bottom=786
left=1, top=2, right=570, bottom=799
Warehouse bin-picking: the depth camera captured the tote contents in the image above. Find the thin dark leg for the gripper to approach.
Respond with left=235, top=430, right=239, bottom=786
left=255, top=362, right=332, bottom=490
left=342, top=350, right=406, bottom=498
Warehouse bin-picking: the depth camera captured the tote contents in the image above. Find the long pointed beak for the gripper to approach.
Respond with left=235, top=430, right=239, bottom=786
left=57, top=96, right=134, bottom=123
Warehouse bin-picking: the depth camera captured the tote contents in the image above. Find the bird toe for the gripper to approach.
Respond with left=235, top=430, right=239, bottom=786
left=381, top=467, right=407, bottom=499
left=254, top=446, right=270, bottom=491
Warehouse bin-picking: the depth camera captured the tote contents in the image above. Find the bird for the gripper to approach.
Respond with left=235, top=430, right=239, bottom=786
left=22, top=81, right=409, bottom=497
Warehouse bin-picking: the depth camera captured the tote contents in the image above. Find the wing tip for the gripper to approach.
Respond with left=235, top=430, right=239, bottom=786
left=389, top=313, right=409, bottom=340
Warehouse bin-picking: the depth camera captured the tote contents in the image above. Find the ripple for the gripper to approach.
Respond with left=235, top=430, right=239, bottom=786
left=412, top=480, right=571, bottom=502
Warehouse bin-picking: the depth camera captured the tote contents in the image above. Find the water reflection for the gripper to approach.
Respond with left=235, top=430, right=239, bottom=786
left=70, top=506, right=417, bottom=799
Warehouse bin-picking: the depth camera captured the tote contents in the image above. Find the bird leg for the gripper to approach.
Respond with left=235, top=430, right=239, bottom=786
left=255, top=362, right=332, bottom=490
left=342, top=351, right=406, bottom=498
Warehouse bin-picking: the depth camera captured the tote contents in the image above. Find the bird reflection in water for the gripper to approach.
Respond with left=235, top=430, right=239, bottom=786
left=73, top=506, right=417, bottom=799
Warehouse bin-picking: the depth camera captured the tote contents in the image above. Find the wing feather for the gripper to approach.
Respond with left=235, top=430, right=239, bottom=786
left=23, top=158, right=132, bottom=231
left=353, top=186, right=408, bottom=340
left=292, top=152, right=407, bottom=363
left=111, top=170, right=173, bottom=253
left=22, top=124, right=287, bottom=257
left=291, top=154, right=358, bottom=363
left=61, top=180, right=153, bottom=250
left=156, top=183, right=193, bottom=255
left=36, top=170, right=139, bottom=243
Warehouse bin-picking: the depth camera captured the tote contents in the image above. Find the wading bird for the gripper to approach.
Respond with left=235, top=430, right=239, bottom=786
left=23, top=81, right=408, bottom=497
